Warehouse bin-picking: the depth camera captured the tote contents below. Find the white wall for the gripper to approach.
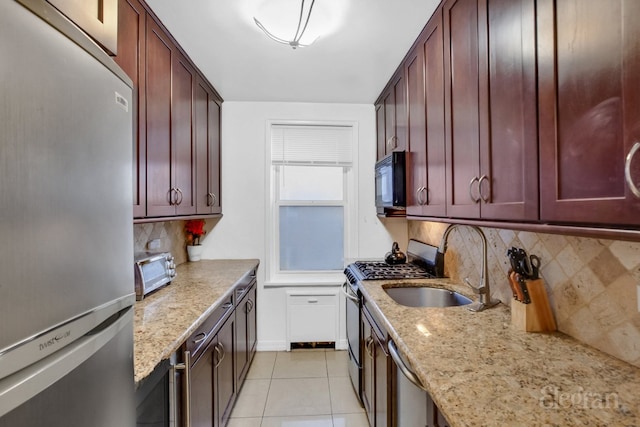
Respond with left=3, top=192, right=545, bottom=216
left=202, top=102, right=407, bottom=350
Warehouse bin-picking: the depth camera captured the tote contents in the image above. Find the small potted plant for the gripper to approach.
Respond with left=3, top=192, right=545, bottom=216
left=185, top=219, right=206, bottom=261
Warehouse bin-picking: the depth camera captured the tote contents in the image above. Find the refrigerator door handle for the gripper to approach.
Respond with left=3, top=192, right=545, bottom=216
left=0, top=307, right=133, bottom=418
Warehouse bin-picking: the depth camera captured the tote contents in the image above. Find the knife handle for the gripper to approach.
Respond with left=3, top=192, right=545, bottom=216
left=509, top=271, right=525, bottom=302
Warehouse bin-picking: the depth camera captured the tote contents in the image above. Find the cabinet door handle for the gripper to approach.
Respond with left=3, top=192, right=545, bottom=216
left=192, top=332, right=207, bottom=345
left=478, top=174, right=490, bottom=203
left=222, top=302, right=233, bottom=310
left=386, top=135, right=398, bottom=150
left=214, top=343, right=223, bottom=368
left=207, top=192, right=217, bottom=206
left=415, top=186, right=426, bottom=206
left=168, top=188, right=176, bottom=206
left=364, top=337, right=374, bottom=358
left=625, top=142, right=640, bottom=198
left=174, top=350, right=191, bottom=427
left=468, top=176, right=481, bottom=203
left=247, top=299, right=254, bottom=313
left=422, top=187, right=429, bottom=205
left=175, top=188, right=184, bottom=205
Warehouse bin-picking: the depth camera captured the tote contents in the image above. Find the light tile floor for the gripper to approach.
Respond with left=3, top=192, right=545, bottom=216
left=228, top=350, right=368, bottom=427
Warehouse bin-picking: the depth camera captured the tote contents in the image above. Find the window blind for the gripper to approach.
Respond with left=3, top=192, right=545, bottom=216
left=271, top=124, right=353, bottom=165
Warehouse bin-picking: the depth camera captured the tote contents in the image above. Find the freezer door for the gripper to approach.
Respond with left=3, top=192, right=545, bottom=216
left=0, top=0, right=135, bottom=361
left=0, top=307, right=135, bottom=426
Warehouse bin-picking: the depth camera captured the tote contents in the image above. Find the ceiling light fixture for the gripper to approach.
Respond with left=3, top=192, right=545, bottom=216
left=254, top=0, right=317, bottom=49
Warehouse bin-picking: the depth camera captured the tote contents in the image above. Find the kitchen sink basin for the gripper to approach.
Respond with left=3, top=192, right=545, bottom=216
left=384, top=286, right=472, bottom=308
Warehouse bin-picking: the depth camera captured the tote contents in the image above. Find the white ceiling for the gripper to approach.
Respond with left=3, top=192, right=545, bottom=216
left=145, top=0, right=440, bottom=104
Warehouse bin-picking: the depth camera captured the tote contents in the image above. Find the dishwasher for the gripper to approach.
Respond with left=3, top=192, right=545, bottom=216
left=388, top=340, right=449, bottom=427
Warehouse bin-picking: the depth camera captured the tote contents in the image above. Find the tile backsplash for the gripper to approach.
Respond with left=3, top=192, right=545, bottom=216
left=133, top=219, right=219, bottom=266
left=408, top=220, right=640, bottom=368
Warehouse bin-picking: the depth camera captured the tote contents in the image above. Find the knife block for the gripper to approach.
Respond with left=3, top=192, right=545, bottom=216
left=511, top=278, right=557, bottom=332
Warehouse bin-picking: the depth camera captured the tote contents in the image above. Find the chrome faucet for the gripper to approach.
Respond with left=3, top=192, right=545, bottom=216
left=438, top=224, right=500, bottom=312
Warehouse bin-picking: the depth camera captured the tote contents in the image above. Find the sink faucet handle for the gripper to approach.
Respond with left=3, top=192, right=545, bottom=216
left=464, top=278, right=486, bottom=294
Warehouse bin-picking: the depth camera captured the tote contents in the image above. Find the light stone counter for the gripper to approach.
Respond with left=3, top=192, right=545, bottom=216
left=359, top=279, right=640, bottom=426
left=133, top=259, right=259, bottom=385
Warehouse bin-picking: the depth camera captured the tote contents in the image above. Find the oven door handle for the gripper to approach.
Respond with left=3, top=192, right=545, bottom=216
left=341, top=282, right=359, bottom=303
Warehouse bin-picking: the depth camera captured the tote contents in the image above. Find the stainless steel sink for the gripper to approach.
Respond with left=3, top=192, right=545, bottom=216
left=384, top=286, right=472, bottom=308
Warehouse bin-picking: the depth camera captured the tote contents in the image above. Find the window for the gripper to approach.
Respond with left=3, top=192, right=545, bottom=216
left=267, top=123, right=356, bottom=285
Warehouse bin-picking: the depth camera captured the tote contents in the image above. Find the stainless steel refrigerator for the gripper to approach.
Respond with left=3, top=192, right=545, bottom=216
left=0, top=0, right=136, bottom=425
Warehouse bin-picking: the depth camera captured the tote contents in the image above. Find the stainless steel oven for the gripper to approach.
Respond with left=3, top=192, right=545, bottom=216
left=343, top=240, right=445, bottom=407
left=342, top=278, right=361, bottom=404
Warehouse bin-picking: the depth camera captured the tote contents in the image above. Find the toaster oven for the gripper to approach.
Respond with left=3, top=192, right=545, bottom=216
left=134, top=252, right=176, bottom=301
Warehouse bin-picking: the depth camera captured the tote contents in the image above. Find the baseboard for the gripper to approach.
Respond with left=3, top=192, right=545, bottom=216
left=256, top=341, right=288, bottom=352
left=256, top=339, right=348, bottom=352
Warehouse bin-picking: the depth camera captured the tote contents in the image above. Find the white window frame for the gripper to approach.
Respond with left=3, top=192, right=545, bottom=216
left=265, top=120, right=359, bottom=287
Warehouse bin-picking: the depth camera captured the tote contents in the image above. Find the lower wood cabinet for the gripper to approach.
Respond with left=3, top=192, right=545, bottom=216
left=361, top=302, right=389, bottom=427
left=177, top=269, right=258, bottom=427
left=235, top=279, right=257, bottom=386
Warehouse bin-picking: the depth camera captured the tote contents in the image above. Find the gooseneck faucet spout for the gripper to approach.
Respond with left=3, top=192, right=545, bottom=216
left=438, top=224, right=500, bottom=312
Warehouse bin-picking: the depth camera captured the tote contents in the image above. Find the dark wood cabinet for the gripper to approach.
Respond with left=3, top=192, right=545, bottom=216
left=477, top=0, right=538, bottom=221
left=195, top=77, right=222, bottom=215
left=215, top=315, right=235, bottom=427
left=47, top=0, right=118, bottom=54
left=171, top=52, right=197, bottom=216
left=376, top=69, right=407, bottom=161
left=190, top=339, right=214, bottom=427
left=443, top=0, right=482, bottom=219
left=178, top=269, right=258, bottom=427
left=373, top=329, right=388, bottom=427
left=405, top=7, right=447, bottom=217
left=537, top=0, right=640, bottom=226
left=113, top=0, right=146, bottom=218
left=443, top=0, right=537, bottom=221
left=361, top=314, right=374, bottom=425
left=146, top=40, right=196, bottom=217
left=235, top=278, right=257, bottom=387
left=375, top=103, right=386, bottom=161
left=188, top=314, right=234, bottom=427
left=144, top=16, right=175, bottom=217
left=361, top=302, right=390, bottom=427
left=115, top=0, right=223, bottom=221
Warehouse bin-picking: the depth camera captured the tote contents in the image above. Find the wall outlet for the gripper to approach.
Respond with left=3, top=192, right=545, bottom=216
left=147, top=239, right=161, bottom=250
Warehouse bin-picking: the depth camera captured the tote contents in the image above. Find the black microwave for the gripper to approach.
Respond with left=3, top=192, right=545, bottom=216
left=375, top=151, right=406, bottom=214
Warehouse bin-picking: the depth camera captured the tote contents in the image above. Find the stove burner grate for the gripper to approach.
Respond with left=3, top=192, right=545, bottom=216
left=352, top=260, right=433, bottom=280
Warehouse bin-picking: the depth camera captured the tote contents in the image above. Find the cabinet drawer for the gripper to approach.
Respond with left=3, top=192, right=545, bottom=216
left=185, top=294, right=234, bottom=360
left=235, top=275, right=256, bottom=303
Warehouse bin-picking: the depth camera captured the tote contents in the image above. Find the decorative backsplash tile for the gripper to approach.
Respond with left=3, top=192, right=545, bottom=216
left=408, top=220, right=640, bottom=368
left=133, top=219, right=218, bottom=266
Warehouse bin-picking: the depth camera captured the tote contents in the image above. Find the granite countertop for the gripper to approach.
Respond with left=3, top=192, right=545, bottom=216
left=359, top=279, right=640, bottom=427
left=133, top=259, right=259, bottom=385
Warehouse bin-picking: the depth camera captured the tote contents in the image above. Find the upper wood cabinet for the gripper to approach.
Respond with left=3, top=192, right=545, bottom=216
left=443, top=0, right=482, bottom=219
left=405, top=7, right=447, bottom=217
left=195, top=77, right=222, bottom=215
left=477, top=0, right=538, bottom=221
left=114, top=0, right=222, bottom=220
left=170, top=52, right=197, bottom=216
left=443, top=0, right=537, bottom=220
left=113, top=0, right=146, bottom=218
left=538, top=0, right=640, bottom=226
left=47, top=0, right=118, bottom=54
left=144, top=16, right=176, bottom=217
left=376, top=69, right=407, bottom=160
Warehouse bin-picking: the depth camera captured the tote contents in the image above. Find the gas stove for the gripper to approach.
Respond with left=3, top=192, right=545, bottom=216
left=344, top=240, right=444, bottom=284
